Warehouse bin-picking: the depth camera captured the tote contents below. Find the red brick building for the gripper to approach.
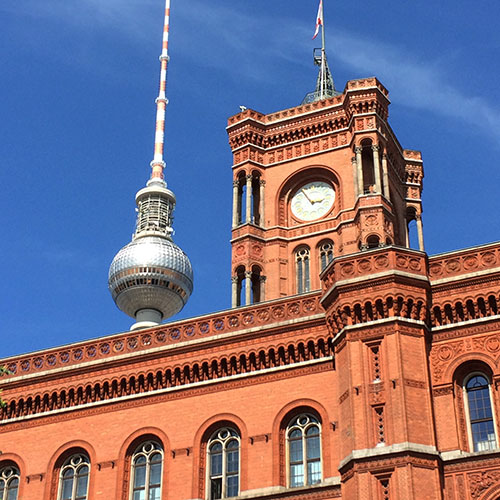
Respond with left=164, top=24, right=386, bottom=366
left=2, top=5, right=500, bottom=499
left=2, top=74, right=500, bottom=500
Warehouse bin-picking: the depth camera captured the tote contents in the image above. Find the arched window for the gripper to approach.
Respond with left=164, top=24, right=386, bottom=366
left=295, top=247, right=310, bottom=294
left=318, top=241, right=334, bottom=271
left=465, top=374, right=497, bottom=452
left=287, top=414, right=321, bottom=487
left=130, top=441, right=163, bottom=500
left=207, top=427, right=240, bottom=499
left=58, top=454, right=90, bottom=500
left=0, top=465, right=20, bottom=500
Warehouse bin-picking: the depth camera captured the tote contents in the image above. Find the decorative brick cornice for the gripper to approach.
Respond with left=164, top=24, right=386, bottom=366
left=0, top=293, right=323, bottom=380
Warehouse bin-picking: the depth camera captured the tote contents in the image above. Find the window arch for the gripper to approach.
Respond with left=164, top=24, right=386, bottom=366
left=465, top=373, right=497, bottom=452
left=295, top=247, right=310, bottom=294
left=318, top=241, right=334, bottom=271
left=0, top=465, right=20, bottom=500
left=287, top=414, right=322, bottom=487
left=58, top=454, right=90, bottom=500
left=129, top=441, right=163, bottom=500
left=207, top=427, right=240, bottom=499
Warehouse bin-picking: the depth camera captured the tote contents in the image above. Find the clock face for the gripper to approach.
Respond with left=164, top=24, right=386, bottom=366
left=291, top=181, right=335, bottom=221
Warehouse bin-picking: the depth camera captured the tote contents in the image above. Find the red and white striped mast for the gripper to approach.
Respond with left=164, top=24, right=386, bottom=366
left=150, top=0, right=171, bottom=184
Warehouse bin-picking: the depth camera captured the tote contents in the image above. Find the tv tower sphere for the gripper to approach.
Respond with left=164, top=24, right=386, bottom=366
left=108, top=180, right=193, bottom=330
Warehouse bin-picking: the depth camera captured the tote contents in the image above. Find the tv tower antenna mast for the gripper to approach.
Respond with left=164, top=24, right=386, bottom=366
left=109, top=0, right=193, bottom=331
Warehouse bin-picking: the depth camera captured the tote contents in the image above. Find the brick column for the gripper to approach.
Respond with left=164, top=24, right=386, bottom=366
left=355, top=147, right=364, bottom=195
left=372, top=145, right=382, bottom=194
left=245, top=174, right=252, bottom=223
left=382, top=153, right=390, bottom=199
left=232, top=180, right=239, bottom=228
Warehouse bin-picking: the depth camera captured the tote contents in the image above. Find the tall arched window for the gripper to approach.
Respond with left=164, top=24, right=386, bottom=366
left=295, top=247, right=310, bottom=294
left=130, top=441, right=163, bottom=500
left=0, top=465, right=20, bottom=500
left=318, top=241, right=334, bottom=271
left=207, top=427, right=240, bottom=499
left=58, top=454, right=90, bottom=500
left=465, top=374, right=497, bottom=452
left=287, top=414, right=321, bottom=487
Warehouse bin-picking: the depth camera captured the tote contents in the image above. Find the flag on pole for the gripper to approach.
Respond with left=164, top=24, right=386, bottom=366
left=312, top=0, right=323, bottom=40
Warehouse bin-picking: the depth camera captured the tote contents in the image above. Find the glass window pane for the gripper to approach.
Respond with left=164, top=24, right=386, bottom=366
left=211, top=478, right=222, bottom=500
left=134, top=455, right=147, bottom=465
left=306, top=435, right=320, bottom=460
left=149, top=486, right=161, bottom=500
left=290, top=463, right=304, bottom=487
left=289, top=438, right=303, bottom=463
left=472, top=420, right=496, bottom=451
left=7, top=485, right=18, bottom=500
left=210, top=442, right=223, bottom=453
left=134, top=464, right=146, bottom=488
left=306, top=425, right=319, bottom=436
left=289, top=429, right=301, bottom=439
left=226, top=475, right=239, bottom=497
left=150, top=462, right=162, bottom=486
left=226, top=450, right=239, bottom=474
left=210, top=453, right=223, bottom=477
left=133, top=491, right=145, bottom=500
left=307, top=460, right=321, bottom=485
left=0, top=482, right=4, bottom=496
left=76, top=473, right=88, bottom=498
left=63, top=469, right=74, bottom=479
left=62, top=477, right=74, bottom=500
left=226, top=440, right=238, bottom=450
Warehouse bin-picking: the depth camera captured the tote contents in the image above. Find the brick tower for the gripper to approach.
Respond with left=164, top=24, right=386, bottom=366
left=228, top=78, right=425, bottom=306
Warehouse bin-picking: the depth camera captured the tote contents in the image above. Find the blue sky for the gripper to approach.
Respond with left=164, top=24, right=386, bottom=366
left=1, top=0, right=500, bottom=357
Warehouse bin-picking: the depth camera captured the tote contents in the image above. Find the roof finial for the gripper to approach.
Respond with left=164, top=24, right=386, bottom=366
left=302, top=0, right=339, bottom=104
left=150, top=0, right=171, bottom=184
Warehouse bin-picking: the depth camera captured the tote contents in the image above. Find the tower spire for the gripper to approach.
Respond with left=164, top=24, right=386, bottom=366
left=302, top=0, right=339, bottom=105
left=150, top=0, right=171, bottom=184
left=109, top=0, right=193, bottom=330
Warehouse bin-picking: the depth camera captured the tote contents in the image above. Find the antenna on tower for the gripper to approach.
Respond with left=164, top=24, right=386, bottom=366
left=150, top=0, right=171, bottom=185
left=302, top=0, right=339, bottom=105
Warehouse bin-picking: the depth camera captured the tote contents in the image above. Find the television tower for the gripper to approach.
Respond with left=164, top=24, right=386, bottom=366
left=108, top=0, right=193, bottom=330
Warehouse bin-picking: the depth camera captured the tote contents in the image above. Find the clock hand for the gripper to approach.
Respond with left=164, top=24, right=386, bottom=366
left=301, top=189, right=314, bottom=204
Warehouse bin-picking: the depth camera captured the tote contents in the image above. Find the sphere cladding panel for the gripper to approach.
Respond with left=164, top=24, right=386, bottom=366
left=108, top=236, right=193, bottom=320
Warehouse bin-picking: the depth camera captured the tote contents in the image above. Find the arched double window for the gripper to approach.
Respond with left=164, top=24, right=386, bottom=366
left=58, top=454, right=90, bottom=500
left=0, top=465, right=19, bottom=500
left=130, top=441, right=163, bottom=500
left=465, top=374, right=497, bottom=452
left=287, top=414, right=322, bottom=487
left=295, top=247, right=310, bottom=294
left=207, top=427, right=240, bottom=499
left=318, top=241, right=334, bottom=271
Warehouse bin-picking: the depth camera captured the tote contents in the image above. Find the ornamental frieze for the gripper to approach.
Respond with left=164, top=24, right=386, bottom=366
left=429, top=244, right=500, bottom=281
left=430, top=331, right=500, bottom=383
left=468, top=469, right=500, bottom=499
left=0, top=294, right=323, bottom=378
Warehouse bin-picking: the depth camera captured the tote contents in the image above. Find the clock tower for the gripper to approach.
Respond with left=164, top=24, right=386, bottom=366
left=227, top=77, right=425, bottom=308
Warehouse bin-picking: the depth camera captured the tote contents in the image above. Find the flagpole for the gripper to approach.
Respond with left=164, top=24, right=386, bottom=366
left=320, top=0, right=326, bottom=99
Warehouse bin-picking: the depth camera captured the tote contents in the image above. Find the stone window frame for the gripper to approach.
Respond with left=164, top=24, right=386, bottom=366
left=57, top=453, right=90, bottom=500
left=285, top=413, right=322, bottom=488
left=206, top=427, right=241, bottom=499
left=129, top=441, right=164, bottom=500
left=463, top=371, right=498, bottom=453
left=0, top=464, right=20, bottom=500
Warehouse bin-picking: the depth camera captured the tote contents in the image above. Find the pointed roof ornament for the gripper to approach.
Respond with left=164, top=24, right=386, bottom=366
left=302, top=0, right=340, bottom=105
